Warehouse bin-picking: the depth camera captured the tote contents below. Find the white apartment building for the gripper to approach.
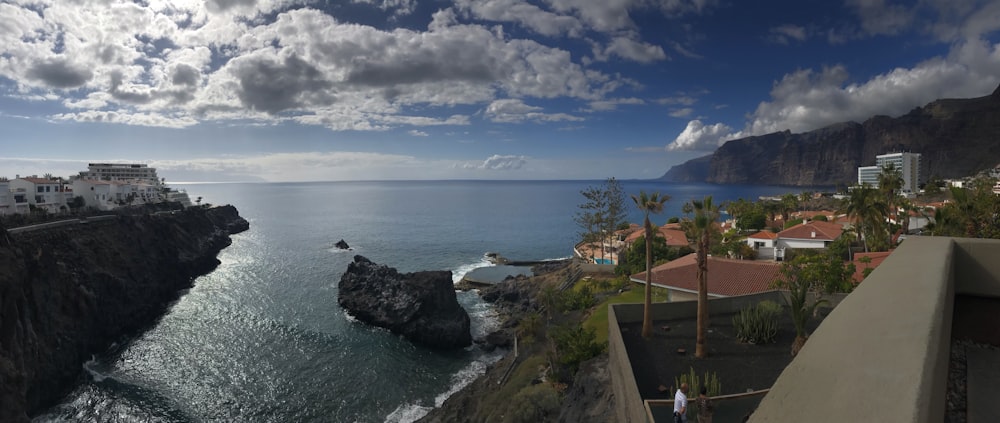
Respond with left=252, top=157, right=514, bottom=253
left=78, top=163, right=160, bottom=184
left=857, top=152, right=921, bottom=195
left=10, top=177, right=67, bottom=213
left=72, top=179, right=162, bottom=211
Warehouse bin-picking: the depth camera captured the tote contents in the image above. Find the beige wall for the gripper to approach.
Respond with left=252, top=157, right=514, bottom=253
left=750, top=237, right=1000, bottom=423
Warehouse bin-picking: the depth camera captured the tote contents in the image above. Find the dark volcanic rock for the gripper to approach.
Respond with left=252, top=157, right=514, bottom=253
left=338, top=256, right=471, bottom=349
left=661, top=85, right=1000, bottom=186
left=334, top=239, right=350, bottom=250
left=0, top=205, right=248, bottom=423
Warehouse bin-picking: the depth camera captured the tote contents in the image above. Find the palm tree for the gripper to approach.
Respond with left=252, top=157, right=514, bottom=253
left=878, top=164, right=903, bottom=238
left=780, top=193, right=800, bottom=223
left=688, top=196, right=719, bottom=358
left=631, top=191, right=669, bottom=338
left=842, top=184, right=887, bottom=252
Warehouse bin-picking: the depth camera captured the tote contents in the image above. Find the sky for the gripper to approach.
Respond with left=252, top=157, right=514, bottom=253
left=1, top=0, right=999, bottom=182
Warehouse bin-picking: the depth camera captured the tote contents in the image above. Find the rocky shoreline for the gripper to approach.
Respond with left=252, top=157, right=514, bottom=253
left=419, top=259, right=615, bottom=423
left=0, top=205, right=248, bottom=422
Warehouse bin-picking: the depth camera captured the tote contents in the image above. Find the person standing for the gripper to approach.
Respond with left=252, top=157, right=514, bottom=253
left=697, top=386, right=714, bottom=423
left=674, top=382, right=688, bottom=423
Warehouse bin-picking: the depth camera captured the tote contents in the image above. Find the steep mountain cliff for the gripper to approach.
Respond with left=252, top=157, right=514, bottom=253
left=661, top=85, right=1000, bottom=186
left=0, top=206, right=248, bottom=422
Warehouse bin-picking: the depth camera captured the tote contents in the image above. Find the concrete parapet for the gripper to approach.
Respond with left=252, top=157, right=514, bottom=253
left=749, top=236, right=1000, bottom=423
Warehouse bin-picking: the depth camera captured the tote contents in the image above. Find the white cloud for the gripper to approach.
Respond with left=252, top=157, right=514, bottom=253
left=742, top=37, right=1000, bottom=136
left=656, top=95, right=698, bottom=106
left=846, top=0, right=915, bottom=37
left=768, top=24, right=809, bottom=44
left=408, top=129, right=429, bottom=136
left=352, top=0, right=417, bottom=17
left=462, top=154, right=528, bottom=170
left=586, top=97, right=645, bottom=111
left=454, top=0, right=584, bottom=37
left=599, top=35, right=667, bottom=63
left=666, top=119, right=733, bottom=151
left=0, top=2, right=621, bottom=133
left=485, top=99, right=584, bottom=123
left=668, top=108, right=693, bottom=118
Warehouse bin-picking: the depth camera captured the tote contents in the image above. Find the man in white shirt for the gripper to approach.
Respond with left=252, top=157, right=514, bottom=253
left=674, top=382, right=688, bottom=423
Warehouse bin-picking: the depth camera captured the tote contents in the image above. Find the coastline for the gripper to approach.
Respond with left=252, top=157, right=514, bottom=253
left=0, top=205, right=248, bottom=422
left=417, top=258, right=615, bottom=422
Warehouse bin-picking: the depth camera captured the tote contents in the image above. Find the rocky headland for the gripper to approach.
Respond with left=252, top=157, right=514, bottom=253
left=0, top=205, right=248, bottom=422
left=662, top=84, right=1000, bottom=186
left=338, top=255, right=472, bottom=349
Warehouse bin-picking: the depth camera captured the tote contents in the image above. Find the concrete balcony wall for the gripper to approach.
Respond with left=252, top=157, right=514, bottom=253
left=749, top=237, right=1000, bottom=423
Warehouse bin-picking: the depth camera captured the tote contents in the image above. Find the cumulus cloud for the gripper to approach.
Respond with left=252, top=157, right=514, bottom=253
left=463, top=154, right=528, bottom=170
left=454, top=0, right=584, bottom=37
left=666, top=120, right=733, bottom=151
left=485, top=99, right=584, bottom=123
left=408, top=129, right=429, bottom=136
left=0, top=2, right=626, bottom=133
left=846, top=0, right=915, bottom=37
left=743, top=38, right=1000, bottom=135
left=676, top=33, right=1000, bottom=151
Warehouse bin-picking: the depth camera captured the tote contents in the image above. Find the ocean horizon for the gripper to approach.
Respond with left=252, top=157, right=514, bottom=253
left=36, top=180, right=807, bottom=422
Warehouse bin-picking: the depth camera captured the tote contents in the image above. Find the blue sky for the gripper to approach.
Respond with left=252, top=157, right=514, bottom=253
left=1, top=0, right=998, bottom=182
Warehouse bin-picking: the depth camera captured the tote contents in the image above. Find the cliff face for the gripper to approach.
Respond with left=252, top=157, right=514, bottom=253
left=661, top=85, right=1000, bottom=186
left=0, top=206, right=248, bottom=422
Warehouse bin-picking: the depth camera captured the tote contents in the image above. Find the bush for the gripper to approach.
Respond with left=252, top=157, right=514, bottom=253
left=551, top=325, right=604, bottom=375
left=733, top=301, right=781, bottom=344
left=502, top=383, right=561, bottom=423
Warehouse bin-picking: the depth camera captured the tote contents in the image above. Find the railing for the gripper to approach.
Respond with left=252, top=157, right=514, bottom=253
left=644, top=389, right=770, bottom=422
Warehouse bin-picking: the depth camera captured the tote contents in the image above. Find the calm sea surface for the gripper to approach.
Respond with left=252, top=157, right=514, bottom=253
left=35, top=180, right=799, bottom=422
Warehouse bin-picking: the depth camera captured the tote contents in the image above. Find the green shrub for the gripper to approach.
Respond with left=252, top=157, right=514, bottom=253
left=551, top=325, right=604, bottom=375
left=502, top=383, right=561, bottom=423
left=733, top=301, right=781, bottom=344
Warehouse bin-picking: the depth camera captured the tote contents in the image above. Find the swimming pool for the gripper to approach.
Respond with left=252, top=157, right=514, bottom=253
left=594, top=258, right=615, bottom=265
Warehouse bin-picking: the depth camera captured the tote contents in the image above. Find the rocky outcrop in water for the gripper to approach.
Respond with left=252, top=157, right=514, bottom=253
left=334, top=239, right=350, bottom=250
left=661, top=85, right=1000, bottom=186
left=338, top=256, right=472, bottom=349
left=0, top=205, right=248, bottom=423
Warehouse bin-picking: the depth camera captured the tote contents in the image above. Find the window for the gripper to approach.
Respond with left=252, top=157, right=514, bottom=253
left=37, top=186, right=44, bottom=192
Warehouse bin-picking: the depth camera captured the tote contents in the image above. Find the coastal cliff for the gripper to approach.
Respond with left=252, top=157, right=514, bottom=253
left=662, top=85, right=1000, bottom=186
left=0, top=205, right=248, bottom=422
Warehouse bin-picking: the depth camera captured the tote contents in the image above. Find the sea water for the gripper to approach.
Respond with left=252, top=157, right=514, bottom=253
left=34, top=180, right=798, bottom=422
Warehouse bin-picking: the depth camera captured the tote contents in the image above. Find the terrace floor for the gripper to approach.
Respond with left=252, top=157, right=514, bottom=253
left=620, top=307, right=829, bottom=401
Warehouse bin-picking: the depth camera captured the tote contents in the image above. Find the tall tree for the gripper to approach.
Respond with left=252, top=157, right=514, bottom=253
left=878, top=164, right=903, bottom=239
left=688, top=196, right=719, bottom=358
left=780, top=193, right=800, bottom=223
left=631, top=191, right=669, bottom=338
left=574, top=178, right=628, bottom=263
left=602, top=178, right=628, bottom=263
left=842, top=184, right=887, bottom=252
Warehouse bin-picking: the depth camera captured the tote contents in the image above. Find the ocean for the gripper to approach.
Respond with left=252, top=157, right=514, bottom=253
left=34, top=180, right=800, bottom=422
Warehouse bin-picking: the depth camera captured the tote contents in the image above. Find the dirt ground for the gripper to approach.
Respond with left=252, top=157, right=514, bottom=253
left=620, top=307, right=829, bottom=399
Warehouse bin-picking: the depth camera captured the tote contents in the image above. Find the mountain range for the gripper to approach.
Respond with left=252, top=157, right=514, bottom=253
left=660, top=85, right=1000, bottom=187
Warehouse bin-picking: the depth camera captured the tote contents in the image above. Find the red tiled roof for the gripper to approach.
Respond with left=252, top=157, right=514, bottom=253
left=624, top=226, right=690, bottom=247
left=748, top=231, right=778, bottom=240
left=777, top=220, right=844, bottom=241
left=852, top=251, right=893, bottom=283
left=631, top=253, right=782, bottom=297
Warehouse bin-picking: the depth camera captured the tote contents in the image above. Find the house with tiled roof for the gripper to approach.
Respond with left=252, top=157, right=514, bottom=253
left=623, top=224, right=689, bottom=247
left=9, top=176, right=67, bottom=213
left=630, top=253, right=783, bottom=302
left=775, top=220, right=844, bottom=250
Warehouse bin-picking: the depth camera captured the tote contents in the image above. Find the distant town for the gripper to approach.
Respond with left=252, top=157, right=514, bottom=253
left=0, top=163, right=193, bottom=217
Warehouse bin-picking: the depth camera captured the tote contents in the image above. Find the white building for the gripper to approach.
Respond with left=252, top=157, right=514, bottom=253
left=857, top=152, right=922, bottom=195
left=0, top=179, right=12, bottom=216
left=78, top=163, right=160, bottom=184
left=10, top=177, right=67, bottom=213
left=72, top=180, right=119, bottom=211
